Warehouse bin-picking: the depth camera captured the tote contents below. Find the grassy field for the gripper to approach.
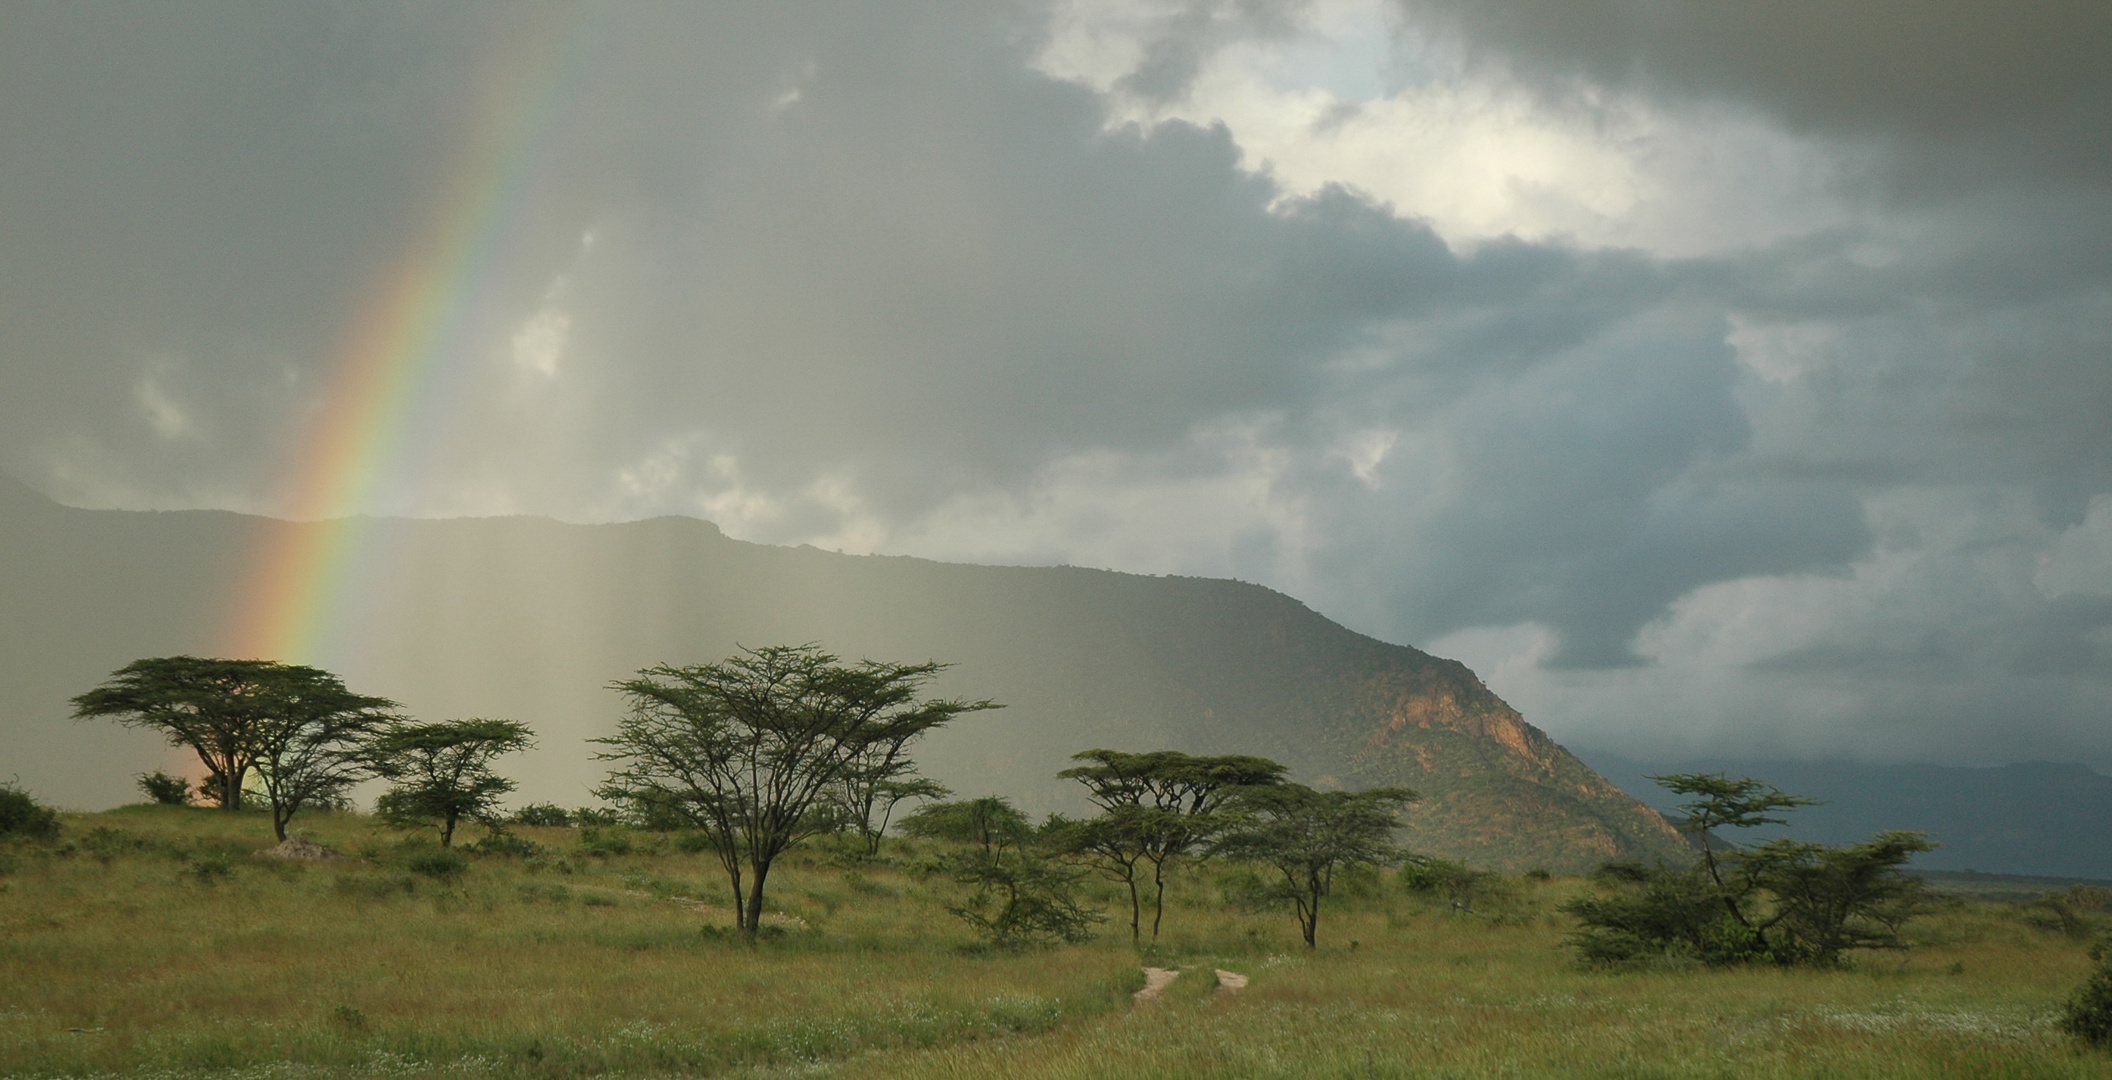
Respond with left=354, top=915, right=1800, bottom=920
left=3, top=805, right=2109, bottom=1079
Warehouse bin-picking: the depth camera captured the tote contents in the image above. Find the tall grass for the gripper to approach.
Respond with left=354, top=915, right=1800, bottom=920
left=2, top=805, right=2107, bottom=1079
left=0, top=806, right=1131, bottom=1078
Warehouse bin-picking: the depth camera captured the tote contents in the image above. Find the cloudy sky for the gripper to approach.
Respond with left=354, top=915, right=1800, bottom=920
left=3, top=0, right=2109, bottom=769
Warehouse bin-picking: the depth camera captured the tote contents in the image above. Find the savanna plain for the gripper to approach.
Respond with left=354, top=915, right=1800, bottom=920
left=4, top=805, right=2110, bottom=1080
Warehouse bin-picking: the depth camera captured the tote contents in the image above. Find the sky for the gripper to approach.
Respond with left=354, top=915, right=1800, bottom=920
left=2, top=0, right=2109, bottom=770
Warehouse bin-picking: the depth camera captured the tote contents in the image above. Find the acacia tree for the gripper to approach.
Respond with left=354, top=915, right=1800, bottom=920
left=833, top=728, right=950, bottom=856
left=1056, top=749, right=1287, bottom=941
left=943, top=844, right=1101, bottom=947
left=73, top=656, right=398, bottom=837
left=248, top=670, right=399, bottom=840
left=595, top=645, right=996, bottom=936
left=1734, top=831, right=1938, bottom=965
left=904, top=797, right=1099, bottom=946
left=1652, top=771, right=1817, bottom=931
left=1211, top=783, right=1417, bottom=948
left=368, top=718, right=536, bottom=848
left=1566, top=774, right=1935, bottom=967
left=1047, top=803, right=1160, bottom=943
left=73, top=657, right=277, bottom=810
left=899, top=796, right=1034, bottom=860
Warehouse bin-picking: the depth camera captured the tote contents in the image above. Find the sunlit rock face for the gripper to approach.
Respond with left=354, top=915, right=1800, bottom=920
left=2, top=475, right=1684, bottom=871
left=1352, top=671, right=1688, bottom=869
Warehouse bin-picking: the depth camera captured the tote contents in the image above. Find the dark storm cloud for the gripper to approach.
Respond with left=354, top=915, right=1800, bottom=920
left=1394, top=0, right=2112, bottom=190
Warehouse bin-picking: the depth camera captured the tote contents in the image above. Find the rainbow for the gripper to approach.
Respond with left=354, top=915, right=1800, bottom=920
left=221, top=15, right=582, bottom=664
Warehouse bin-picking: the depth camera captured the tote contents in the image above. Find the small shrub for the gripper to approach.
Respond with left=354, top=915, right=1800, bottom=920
left=944, top=851, right=1101, bottom=947
left=332, top=1005, right=367, bottom=1031
left=676, top=830, right=712, bottom=854
left=188, top=855, right=232, bottom=883
left=630, top=798, right=692, bottom=832
left=1563, top=862, right=1763, bottom=968
left=0, top=784, right=61, bottom=841
left=136, top=771, right=193, bottom=806
left=465, top=830, right=542, bottom=858
left=578, top=825, right=634, bottom=857
left=407, top=849, right=467, bottom=880
left=1402, top=856, right=1521, bottom=917
left=511, top=803, right=573, bottom=828
left=573, top=806, right=624, bottom=828
left=2062, top=945, right=2112, bottom=1046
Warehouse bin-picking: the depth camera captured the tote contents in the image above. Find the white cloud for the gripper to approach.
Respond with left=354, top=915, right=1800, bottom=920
left=1039, top=0, right=1854, bottom=255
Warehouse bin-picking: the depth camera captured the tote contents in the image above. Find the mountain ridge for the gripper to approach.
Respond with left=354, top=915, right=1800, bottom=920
left=0, top=475, right=1686, bottom=871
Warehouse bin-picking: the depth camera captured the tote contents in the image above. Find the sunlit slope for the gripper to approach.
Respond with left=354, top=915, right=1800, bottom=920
left=0, top=477, right=1685, bottom=870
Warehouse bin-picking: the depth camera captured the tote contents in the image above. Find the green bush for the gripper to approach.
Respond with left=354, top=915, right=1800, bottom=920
left=0, top=783, right=60, bottom=841
left=136, top=771, right=194, bottom=806
left=943, top=850, right=1102, bottom=947
left=510, top=803, right=573, bottom=828
left=407, top=849, right=467, bottom=880
left=188, top=854, right=233, bottom=883
left=2062, top=945, right=2112, bottom=1046
left=465, top=831, right=543, bottom=857
left=1563, top=862, right=1763, bottom=967
left=578, top=825, right=634, bottom=857
left=1402, top=856, right=1524, bottom=919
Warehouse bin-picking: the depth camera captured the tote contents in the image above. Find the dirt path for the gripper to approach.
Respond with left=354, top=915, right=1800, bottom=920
left=1214, top=969, right=1249, bottom=995
left=1133, top=967, right=1180, bottom=1003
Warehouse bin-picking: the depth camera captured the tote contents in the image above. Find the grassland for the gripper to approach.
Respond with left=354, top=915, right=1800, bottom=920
left=3, top=805, right=2109, bottom=1079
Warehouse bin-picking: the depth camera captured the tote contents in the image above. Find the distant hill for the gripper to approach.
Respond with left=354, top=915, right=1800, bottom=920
left=0, top=476, right=1686, bottom=871
left=1573, top=750, right=2112, bottom=879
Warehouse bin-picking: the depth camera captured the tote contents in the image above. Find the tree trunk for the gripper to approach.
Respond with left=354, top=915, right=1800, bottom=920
left=1125, top=874, right=1141, bottom=943
left=1302, top=869, right=1323, bottom=948
left=743, top=859, right=772, bottom=937
left=1150, top=860, right=1168, bottom=940
left=723, top=860, right=746, bottom=932
left=440, top=811, right=458, bottom=849
left=1697, top=834, right=1752, bottom=928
